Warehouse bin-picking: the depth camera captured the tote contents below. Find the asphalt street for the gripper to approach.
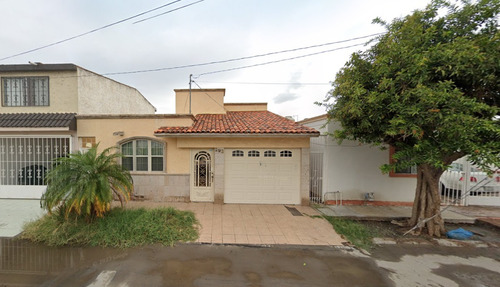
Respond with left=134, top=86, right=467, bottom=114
left=1, top=238, right=499, bottom=287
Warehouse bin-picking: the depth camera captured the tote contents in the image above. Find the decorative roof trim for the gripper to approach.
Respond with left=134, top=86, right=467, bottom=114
left=154, top=133, right=318, bottom=138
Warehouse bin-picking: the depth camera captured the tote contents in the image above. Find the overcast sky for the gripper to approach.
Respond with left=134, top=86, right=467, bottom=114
left=0, top=0, right=430, bottom=120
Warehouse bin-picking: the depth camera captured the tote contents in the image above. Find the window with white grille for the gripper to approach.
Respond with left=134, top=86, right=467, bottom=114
left=121, top=139, right=164, bottom=172
left=264, top=150, right=276, bottom=157
left=232, top=150, right=244, bottom=157
left=2, top=77, right=49, bottom=107
left=0, top=137, right=70, bottom=185
left=280, top=150, right=292, bottom=157
left=248, top=150, right=260, bottom=157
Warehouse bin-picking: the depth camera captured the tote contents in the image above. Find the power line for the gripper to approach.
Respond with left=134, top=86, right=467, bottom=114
left=103, top=33, right=381, bottom=76
left=0, top=0, right=191, bottom=62
left=196, top=42, right=367, bottom=77
left=133, top=0, right=205, bottom=24
left=195, top=81, right=329, bottom=86
left=191, top=80, right=228, bottom=111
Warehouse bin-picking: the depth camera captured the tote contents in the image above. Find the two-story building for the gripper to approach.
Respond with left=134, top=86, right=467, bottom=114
left=0, top=63, right=155, bottom=198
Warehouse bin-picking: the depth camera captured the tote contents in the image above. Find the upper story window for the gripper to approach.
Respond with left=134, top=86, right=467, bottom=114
left=2, top=77, right=49, bottom=107
left=121, top=139, right=164, bottom=172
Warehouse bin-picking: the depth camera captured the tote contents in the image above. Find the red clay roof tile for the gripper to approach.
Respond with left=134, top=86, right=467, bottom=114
left=154, top=111, right=318, bottom=135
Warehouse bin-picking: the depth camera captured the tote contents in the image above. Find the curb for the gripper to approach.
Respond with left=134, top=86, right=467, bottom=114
left=372, top=237, right=500, bottom=248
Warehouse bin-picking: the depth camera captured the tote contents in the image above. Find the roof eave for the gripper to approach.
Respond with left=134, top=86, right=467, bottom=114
left=0, top=127, right=72, bottom=132
left=154, top=132, right=319, bottom=138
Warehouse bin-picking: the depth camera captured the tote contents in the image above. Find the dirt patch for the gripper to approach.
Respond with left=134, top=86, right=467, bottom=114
left=358, top=220, right=500, bottom=245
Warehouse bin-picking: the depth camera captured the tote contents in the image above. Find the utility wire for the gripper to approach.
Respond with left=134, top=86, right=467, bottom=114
left=196, top=42, right=366, bottom=77
left=195, top=81, right=329, bottom=86
left=133, top=0, right=205, bottom=24
left=104, top=33, right=381, bottom=76
left=191, top=80, right=228, bottom=111
left=0, top=0, right=187, bottom=62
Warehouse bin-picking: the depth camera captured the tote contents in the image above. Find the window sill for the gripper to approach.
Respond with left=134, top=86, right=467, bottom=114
left=129, top=171, right=166, bottom=175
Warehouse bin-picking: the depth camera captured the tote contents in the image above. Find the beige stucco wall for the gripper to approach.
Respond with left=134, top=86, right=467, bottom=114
left=0, top=70, right=78, bottom=113
left=77, top=68, right=156, bottom=115
left=224, top=103, right=268, bottom=111
left=76, top=116, right=193, bottom=174
left=175, top=89, right=226, bottom=115
left=175, top=136, right=310, bottom=150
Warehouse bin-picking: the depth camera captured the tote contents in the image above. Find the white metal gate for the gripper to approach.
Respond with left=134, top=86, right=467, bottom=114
left=310, top=152, right=323, bottom=204
left=440, top=159, right=500, bottom=206
left=0, top=137, right=71, bottom=198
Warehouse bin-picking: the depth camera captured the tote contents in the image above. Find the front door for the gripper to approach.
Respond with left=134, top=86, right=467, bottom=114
left=190, top=150, right=214, bottom=202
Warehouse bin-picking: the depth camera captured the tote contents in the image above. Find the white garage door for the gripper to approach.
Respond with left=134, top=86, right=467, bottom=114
left=224, top=149, right=300, bottom=204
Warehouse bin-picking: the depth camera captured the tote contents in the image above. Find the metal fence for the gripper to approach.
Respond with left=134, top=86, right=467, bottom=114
left=310, top=152, right=323, bottom=204
left=440, top=160, right=500, bottom=206
left=0, top=137, right=70, bottom=186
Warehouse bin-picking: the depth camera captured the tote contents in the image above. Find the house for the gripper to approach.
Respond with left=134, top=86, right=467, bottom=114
left=78, top=89, right=319, bottom=205
left=0, top=63, right=156, bottom=198
left=299, top=114, right=500, bottom=206
left=298, top=114, right=416, bottom=206
left=1, top=63, right=319, bottom=205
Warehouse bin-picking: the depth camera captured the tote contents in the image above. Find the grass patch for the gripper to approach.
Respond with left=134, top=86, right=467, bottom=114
left=323, top=216, right=377, bottom=250
left=20, top=207, right=199, bottom=248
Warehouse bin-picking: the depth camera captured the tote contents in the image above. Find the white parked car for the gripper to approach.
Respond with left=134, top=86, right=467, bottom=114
left=440, top=162, right=500, bottom=197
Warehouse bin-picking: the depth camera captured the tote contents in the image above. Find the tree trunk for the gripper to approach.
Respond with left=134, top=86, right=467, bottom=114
left=408, top=164, right=446, bottom=237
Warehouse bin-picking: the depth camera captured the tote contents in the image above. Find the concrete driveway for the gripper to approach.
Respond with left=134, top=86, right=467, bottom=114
left=124, top=202, right=346, bottom=246
left=0, top=199, right=45, bottom=237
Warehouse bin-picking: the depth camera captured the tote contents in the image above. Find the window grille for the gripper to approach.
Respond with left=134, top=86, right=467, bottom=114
left=232, top=150, right=244, bottom=157
left=264, top=150, right=276, bottom=157
left=0, top=137, right=70, bottom=185
left=280, top=150, right=292, bottom=157
left=2, top=77, right=49, bottom=107
left=248, top=150, right=260, bottom=157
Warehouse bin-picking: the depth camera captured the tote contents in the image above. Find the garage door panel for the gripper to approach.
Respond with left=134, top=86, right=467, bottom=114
left=225, top=149, right=300, bottom=204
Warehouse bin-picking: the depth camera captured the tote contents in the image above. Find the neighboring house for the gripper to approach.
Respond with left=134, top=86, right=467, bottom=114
left=299, top=114, right=500, bottom=207
left=0, top=63, right=156, bottom=198
left=78, top=89, right=319, bottom=205
left=298, top=114, right=416, bottom=206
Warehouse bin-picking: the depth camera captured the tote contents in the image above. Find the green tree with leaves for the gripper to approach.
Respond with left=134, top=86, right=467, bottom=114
left=41, top=145, right=133, bottom=221
left=319, top=0, right=500, bottom=236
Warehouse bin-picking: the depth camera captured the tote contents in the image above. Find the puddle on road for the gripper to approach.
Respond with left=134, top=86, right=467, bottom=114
left=0, top=237, right=126, bottom=287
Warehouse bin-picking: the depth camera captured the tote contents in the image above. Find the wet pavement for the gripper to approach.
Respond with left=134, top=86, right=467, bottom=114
left=0, top=199, right=44, bottom=237
left=1, top=237, right=499, bottom=287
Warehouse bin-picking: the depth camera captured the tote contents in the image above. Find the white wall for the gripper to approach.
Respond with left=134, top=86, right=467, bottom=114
left=306, top=118, right=416, bottom=203
left=77, top=68, right=156, bottom=114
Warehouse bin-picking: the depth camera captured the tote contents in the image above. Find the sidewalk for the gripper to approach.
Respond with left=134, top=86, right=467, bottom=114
left=317, top=204, right=500, bottom=228
left=0, top=199, right=45, bottom=237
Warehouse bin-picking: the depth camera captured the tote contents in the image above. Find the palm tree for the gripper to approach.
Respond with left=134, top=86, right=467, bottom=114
left=41, top=145, right=133, bottom=220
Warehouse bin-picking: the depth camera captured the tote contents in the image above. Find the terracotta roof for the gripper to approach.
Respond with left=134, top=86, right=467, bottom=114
left=0, top=113, right=76, bottom=129
left=154, top=111, right=319, bottom=135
